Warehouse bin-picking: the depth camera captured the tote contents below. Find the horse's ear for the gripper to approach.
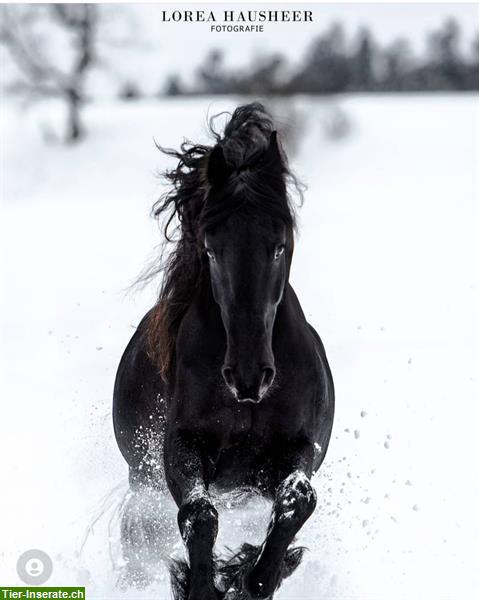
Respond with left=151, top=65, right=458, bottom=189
left=263, top=131, right=283, bottom=169
left=207, top=145, right=230, bottom=187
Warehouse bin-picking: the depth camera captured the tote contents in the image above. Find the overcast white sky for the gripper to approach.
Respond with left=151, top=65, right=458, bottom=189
left=99, top=3, right=478, bottom=93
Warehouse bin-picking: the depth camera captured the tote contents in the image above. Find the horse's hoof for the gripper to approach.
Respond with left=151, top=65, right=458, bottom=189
left=170, top=558, right=224, bottom=600
left=243, top=569, right=273, bottom=600
left=188, top=586, right=223, bottom=600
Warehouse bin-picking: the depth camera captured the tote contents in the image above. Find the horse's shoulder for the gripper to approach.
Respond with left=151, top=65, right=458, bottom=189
left=115, top=310, right=153, bottom=374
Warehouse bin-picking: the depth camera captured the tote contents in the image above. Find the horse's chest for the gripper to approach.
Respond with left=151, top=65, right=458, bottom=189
left=214, top=399, right=305, bottom=444
left=233, top=405, right=255, bottom=435
left=204, top=402, right=304, bottom=488
left=217, top=404, right=255, bottom=440
left=207, top=407, right=265, bottom=488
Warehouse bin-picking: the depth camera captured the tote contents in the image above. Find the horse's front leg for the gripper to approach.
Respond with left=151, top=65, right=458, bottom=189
left=245, top=442, right=316, bottom=599
left=165, top=428, right=221, bottom=600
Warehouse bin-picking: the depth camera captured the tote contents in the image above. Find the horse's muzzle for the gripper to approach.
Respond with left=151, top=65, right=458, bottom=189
left=222, top=365, right=275, bottom=403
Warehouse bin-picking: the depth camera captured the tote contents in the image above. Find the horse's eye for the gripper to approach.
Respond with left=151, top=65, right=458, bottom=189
left=274, top=245, right=285, bottom=260
left=206, top=248, right=216, bottom=262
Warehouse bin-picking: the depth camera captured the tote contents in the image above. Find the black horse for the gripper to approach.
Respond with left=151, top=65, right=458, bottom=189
left=113, top=103, right=334, bottom=600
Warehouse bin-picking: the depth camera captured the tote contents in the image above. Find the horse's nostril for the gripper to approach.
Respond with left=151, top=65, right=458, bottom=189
left=223, top=364, right=275, bottom=401
left=261, top=366, right=276, bottom=390
left=222, top=366, right=235, bottom=388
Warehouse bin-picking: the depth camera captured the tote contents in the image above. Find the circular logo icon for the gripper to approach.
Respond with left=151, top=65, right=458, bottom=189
left=17, top=549, right=53, bottom=585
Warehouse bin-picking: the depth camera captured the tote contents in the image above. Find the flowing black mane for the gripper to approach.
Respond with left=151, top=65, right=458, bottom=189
left=148, top=102, right=299, bottom=381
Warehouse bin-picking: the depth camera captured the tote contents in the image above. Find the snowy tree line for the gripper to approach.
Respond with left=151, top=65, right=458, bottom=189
left=1, top=5, right=477, bottom=144
left=164, top=19, right=479, bottom=96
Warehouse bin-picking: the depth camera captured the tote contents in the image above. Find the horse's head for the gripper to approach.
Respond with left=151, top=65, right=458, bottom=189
left=148, top=103, right=299, bottom=391
left=202, top=131, right=294, bottom=403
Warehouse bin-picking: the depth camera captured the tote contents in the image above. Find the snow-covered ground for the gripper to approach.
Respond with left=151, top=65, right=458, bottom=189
left=1, top=95, right=478, bottom=599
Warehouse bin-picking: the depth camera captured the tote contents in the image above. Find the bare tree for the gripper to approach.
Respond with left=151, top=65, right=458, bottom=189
left=1, top=4, right=98, bottom=142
